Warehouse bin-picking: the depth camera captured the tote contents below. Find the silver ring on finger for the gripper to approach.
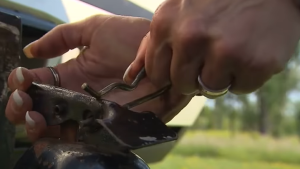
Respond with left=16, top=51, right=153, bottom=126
left=197, top=74, right=231, bottom=99
left=47, top=67, right=61, bottom=87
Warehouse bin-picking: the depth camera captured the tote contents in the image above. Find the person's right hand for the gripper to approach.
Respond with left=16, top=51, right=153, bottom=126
left=5, top=15, right=193, bottom=142
left=124, top=0, right=300, bottom=97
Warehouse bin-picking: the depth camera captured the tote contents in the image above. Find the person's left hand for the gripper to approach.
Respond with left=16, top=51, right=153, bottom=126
left=5, top=15, right=192, bottom=141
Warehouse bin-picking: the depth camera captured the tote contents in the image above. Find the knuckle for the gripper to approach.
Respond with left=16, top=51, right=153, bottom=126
left=211, top=40, right=243, bottom=70
left=153, top=0, right=171, bottom=21
left=133, top=18, right=151, bottom=35
left=136, top=17, right=151, bottom=24
left=52, top=24, right=70, bottom=41
left=151, top=15, right=171, bottom=36
left=213, top=40, right=285, bottom=76
left=84, top=14, right=110, bottom=24
left=175, top=20, right=208, bottom=47
left=151, top=3, right=174, bottom=36
left=53, top=24, right=69, bottom=35
left=250, top=54, right=284, bottom=74
left=213, top=38, right=286, bottom=75
left=249, top=62, right=271, bottom=74
left=177, top=29, right=195, bottom=46
left=213, top=40, right=240, bottom=59
left=83, top=15, right=114, bottom=33
left=135, top=17, right=151, bottom=29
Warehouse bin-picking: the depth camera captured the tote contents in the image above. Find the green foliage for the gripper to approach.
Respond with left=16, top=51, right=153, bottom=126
left=150, top=130, right=300, bottom=169
left=194, top=59, right=300, bottom=137
left=177, top=131, right=300, bottom=164
left=150, top=156, right=300, bottom=169
left=193, top=42, right=300, bottom=137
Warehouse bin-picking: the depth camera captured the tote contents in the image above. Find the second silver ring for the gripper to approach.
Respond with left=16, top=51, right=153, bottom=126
left=197, top=75, right=231, bottom=99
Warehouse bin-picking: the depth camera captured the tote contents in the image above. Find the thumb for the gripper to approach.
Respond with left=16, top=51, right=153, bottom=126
left=123, top=32, right=150, bottom=83
left=23, top=16, right=98, bottom=59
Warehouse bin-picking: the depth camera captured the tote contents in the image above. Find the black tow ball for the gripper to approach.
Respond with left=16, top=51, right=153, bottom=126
left=13, top=138, right=150, bottom=169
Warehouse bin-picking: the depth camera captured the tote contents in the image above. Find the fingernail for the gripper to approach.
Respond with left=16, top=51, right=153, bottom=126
left=26, top=111, right=35, bottom=127
left=123, top=64, right=131, bottom=83
left=16, top=67, right=24, bottom=84
left=23, top=41, right=36, bottom=58
left=12, top=89, right=23, bottom=107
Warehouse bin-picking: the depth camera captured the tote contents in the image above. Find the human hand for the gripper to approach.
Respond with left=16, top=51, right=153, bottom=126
left=124, top=0, right=300, bottom=97
left=5, top=15, right=192, bottom=142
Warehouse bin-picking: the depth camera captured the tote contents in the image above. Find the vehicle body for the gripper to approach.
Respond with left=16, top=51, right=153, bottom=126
left=1, top=0, right=206, bottom=164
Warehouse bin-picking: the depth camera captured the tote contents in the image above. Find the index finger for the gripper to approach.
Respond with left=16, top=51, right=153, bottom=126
left=23, top=15, right=105, bottom=59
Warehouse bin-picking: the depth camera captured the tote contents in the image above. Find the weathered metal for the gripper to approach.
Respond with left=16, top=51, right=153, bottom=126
left=26, top=82, right=177, bottom=150
left=13, top=78, right=176, bottom=168
left=0, top=11, right=22, bottom=169
left=14, top=138, right=150, bottom=169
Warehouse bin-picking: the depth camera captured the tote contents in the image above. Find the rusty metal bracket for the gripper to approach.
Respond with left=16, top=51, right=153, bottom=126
left=26, top=82, right=177, bottom=150
left=0, top=11, right=22, bottom=169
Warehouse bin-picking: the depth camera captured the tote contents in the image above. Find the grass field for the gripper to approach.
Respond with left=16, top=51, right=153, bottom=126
left=150, top=155, right=300, bottom=169
left=149, top=130, right=300, bottom=169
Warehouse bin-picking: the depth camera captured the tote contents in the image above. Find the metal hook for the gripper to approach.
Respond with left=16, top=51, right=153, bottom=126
left=81, top=67, right=146, bottom=99
left=122, top=84, right=171, bottom=109
left=98, top=67, right=147, bottom=96
left=81, top=83, right=101, bottom=100
left=81, top=67, right=171, bottom=109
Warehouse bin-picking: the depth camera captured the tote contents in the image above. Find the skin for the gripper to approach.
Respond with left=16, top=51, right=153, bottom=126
left=124, top=0, right=300, bottom=96
left=5, top=0, right=300, bottom=141
left=5, top=15, right=192, bottom=142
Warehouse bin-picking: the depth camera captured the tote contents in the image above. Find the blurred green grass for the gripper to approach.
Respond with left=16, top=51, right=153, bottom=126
left=149, top=155, right=300, bottom=169
left=149, top=130, right=300, bottom=169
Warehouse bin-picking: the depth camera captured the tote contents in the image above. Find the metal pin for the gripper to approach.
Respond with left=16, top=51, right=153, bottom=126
left=98, top=67, right=146, bottom=96
left=122, top=85, right=171, bottom=109
left=81, top=83, right=101, bottom=100
left=82, top=67, right=171, bottom=109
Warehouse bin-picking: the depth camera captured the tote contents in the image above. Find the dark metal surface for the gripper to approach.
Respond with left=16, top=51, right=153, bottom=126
left=88, top=101, right=177, bottom=149
left=27, top=82, right=103, bottom=126
left=0, top=11, right=22, bottom=169
left=26, top=82, right=177, bottom=150
left=13, top=138, right=150, bottom=169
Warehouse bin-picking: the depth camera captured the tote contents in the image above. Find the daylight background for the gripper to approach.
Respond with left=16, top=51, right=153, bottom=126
left=2, top=0, right=300, bottom=169
left=149, top=48, right=300, bottom=169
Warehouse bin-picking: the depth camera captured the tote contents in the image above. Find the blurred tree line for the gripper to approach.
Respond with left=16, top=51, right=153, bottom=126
left=193, top=49, right=300, bottom=138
